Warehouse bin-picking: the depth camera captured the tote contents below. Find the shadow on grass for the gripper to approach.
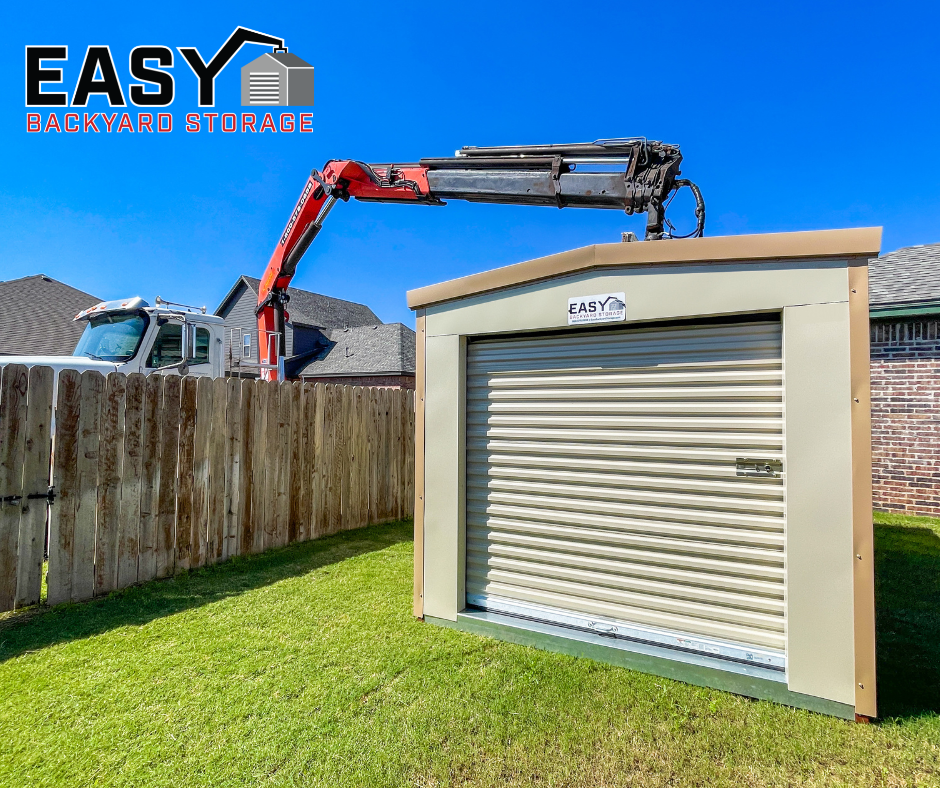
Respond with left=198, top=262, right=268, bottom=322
left=0, top=520, right=413, bottom=664
left=875, top=521, right=940, bottom=719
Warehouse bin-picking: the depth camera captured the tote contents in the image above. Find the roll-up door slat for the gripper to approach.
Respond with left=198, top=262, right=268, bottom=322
left=466, top=320, right=786, bottom=666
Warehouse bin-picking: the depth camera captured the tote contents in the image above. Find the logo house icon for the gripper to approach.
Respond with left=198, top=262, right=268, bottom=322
left=241, top=49, right=314, bottom=106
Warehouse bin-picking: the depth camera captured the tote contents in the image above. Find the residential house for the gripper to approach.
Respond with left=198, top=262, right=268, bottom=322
left=869, top=242, right=940, bottom=516
left=0, top=274, right=99, bottom=356
left=291, top=322, right=416, bottom=389
left=214, top=276, right=415, bottom=387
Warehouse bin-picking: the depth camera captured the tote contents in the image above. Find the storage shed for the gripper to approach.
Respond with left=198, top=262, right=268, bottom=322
left=408, top=228, right=880, bottom=720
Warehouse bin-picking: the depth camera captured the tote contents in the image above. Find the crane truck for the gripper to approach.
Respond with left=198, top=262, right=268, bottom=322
left=0, top=296, right=225, bottom=380
left=0, top=138, right=703, bottom=385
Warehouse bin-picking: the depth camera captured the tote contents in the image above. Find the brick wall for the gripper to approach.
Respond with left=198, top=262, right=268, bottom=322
left=870, top=319, right=940, bottom=516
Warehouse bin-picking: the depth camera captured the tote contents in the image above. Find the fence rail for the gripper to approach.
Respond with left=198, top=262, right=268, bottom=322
left=0, top=365, right=415, bottom=612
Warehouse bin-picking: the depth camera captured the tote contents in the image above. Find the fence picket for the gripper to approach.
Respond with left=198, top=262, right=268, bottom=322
left=95, top=372, right=126, bottom=597
left=15, top=366, right=54, bottom=607
left=138, top=375, right=163, bottom=583
left=275, top=383, right=291, bottom=546
left=47, top=369, right=81, bottom=605
left=191, top=377, right=213, bottom=568
left=117, top=373, right=144, bottom=590
left=72, top=371, right=104, bottom=601
left=175, top=377, right=198, bottom=571
left=263, top=380, right=279, bottom=548
left=223, top=379, right=241, bottom=559
left=300, top=384, right=315, bottom=540
left=312, top=384, right=327, bottom=539
left=0, top=365, right=29, bottom=611
left=249, top=380, right=267, bottom=554
left=207, top=377, right=227, bottom=564
left=156, top=375, right=181, bottom=579
left=288, top=382, right=303, bottom=543
left=239, top=380, right=255, bottom=556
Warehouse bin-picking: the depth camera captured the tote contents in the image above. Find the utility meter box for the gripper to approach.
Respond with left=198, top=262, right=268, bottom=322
left=408, top=228, right=880, bottom=720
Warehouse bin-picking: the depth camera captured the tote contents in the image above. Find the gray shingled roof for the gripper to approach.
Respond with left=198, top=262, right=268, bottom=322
left=219, top=276, right=381, bottom=329
left=869, top=242, right=940, bottom=308
left=0, top=274, right=100, bottom=356
left=296, top=323, right=416, bottom=378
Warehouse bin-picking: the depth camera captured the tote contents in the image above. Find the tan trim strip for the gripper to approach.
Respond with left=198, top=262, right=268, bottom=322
left=407, top=228, right=883, bottom=309
left=848, top=264, right=877, bottom=718
left=413, top=311, right=427, bottom=618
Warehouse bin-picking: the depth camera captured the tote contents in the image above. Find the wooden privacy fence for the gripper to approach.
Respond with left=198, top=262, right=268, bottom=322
left=0, top=364, right=415, bottom=612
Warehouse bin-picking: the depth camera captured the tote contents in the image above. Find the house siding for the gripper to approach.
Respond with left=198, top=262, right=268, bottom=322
left=870, top=318, right=940, bottom=517
left=217, top=282, right=296, bottom=376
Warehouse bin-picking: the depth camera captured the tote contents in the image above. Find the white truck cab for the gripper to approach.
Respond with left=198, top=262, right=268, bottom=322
left=0, top=296, right=225, bottom=381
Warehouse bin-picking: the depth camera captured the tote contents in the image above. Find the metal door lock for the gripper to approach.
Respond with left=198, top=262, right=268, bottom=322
left=735, top=458, right=783, bottom=478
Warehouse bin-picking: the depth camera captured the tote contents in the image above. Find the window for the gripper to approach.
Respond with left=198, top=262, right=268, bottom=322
left=243, top=333, right=251, bottom=358
left=192, top=327, right=210, bottom=364
left=147, top=323, right=183, bottom=368
left=147, top=324, right=211, bottom=368
left=74, top=312, right=149, bottom=362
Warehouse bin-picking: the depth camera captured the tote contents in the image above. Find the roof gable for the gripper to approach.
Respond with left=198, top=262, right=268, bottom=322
left=216, top=276, right=380, bottom=329
left=295, top=323, right=416, bottom=377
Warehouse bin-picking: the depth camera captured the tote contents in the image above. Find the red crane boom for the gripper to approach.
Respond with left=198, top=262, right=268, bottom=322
left=256, top=139, right=704, bottom=379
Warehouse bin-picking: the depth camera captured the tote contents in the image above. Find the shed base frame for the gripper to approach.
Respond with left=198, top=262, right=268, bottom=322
left=426, top=610, right=856, bottom=720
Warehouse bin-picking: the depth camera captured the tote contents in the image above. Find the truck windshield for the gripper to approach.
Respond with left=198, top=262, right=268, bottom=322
left=74, top=312, right=149, bottom=362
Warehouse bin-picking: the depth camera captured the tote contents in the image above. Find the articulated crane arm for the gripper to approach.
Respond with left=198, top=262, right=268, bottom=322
left=256, top=139, right=704, bottom=378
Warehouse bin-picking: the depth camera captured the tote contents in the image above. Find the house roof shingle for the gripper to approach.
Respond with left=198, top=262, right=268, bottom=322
left=869, top=242, right=940, bottom=308
left=0, top=274, right=100, bottom=356
left=295, top=323, right=416, bottom=378
left=217, top=276, right=380, bottom=329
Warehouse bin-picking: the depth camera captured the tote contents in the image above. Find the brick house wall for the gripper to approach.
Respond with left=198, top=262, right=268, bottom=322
left=870, top=319, right=940, bottom=517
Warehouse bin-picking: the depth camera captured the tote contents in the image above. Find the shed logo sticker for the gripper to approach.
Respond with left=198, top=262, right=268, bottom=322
left=568, top=293, right=626, bottom=325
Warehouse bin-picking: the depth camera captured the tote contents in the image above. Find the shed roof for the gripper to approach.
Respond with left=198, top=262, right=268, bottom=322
left=295, top=323, right=416, bottom=378
left=215, top=276, right=380, bottom=329
left=0, top=274, right=100, bottom=356
left=244, top=51, right=313, bottom=70
left=407, top=228, right=882, bottom=310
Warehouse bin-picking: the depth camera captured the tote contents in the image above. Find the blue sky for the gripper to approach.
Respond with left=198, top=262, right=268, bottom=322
left=3, top=1, right=939, bottom=328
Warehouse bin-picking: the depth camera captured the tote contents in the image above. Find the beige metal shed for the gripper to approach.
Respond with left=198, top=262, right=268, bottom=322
left=408, top=228, right=880, bottom=720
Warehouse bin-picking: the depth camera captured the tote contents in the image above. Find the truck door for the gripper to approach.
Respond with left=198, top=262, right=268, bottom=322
left=145, top=322, right=215, bottom=377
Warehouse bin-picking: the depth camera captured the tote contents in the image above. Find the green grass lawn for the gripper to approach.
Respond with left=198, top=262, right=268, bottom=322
left=1, top=515, right=938, bottom=787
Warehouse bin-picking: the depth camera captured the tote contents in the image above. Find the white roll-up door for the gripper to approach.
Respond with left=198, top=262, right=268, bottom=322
left=466, top=320, right=786, bottom=669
